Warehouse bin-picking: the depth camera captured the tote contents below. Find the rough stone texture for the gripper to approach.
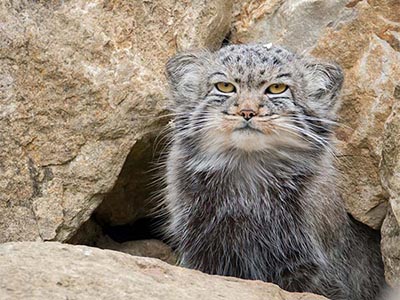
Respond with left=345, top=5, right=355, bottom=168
left=66, top=217, right=104, bottom=246
left=381, top=205, right=400, bottom=287
left=96, top=237, right=177, bottom=265
left=0, top=0, right=232, bottom=243
left=381, top=98, right=400, bottom=228
left=381, top=99, right=400, bottom=286
left=0, top=242, right=327, bottom=300
left=232, top=0, right=400, bottom=230
left=94, top=133, right=163, bottom=226
left=232, top=0, right=349, bottom=53
left=311, top=0, right=400, bottom=230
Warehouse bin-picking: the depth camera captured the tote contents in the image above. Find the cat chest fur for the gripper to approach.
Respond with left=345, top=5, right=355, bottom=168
left=170, top=152, right=325, bottom=284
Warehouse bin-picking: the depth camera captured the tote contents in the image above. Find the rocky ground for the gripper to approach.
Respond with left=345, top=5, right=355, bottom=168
left=0, top=0, right=399, bottom=297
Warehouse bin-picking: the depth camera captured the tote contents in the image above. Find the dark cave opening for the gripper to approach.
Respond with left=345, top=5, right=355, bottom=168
left=67, top=120, right=173, bottom=260
left=98, top=215, right=167, bottom=244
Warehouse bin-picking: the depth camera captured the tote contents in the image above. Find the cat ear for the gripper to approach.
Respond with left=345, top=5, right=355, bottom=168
left=304, top=60, right=344, bottom=118
left=166, top=52, right=199, bottom=85
left=165, top=50, right=209, bottom=105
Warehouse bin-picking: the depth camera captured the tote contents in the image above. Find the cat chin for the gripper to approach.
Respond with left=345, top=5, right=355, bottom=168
left=198, top=127, right=311, bottom=154
left=230, top=130, right=268, bottom=152
left=230, top=130, right=310, bottom=152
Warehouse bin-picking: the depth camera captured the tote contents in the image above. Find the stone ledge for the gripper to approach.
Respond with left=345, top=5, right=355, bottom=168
left=0, top=242, right=327, bottom=300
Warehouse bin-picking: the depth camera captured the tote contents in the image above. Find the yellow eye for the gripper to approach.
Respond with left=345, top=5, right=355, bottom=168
left=216, top=82, right=236, bottom=93
left=266, top=83, right=288, bottom=94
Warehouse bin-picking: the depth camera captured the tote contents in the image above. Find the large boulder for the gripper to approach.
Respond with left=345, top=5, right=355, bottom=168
left=0, top=242, right=327, bottom=300
left=0, top=0, right=232, bottom=242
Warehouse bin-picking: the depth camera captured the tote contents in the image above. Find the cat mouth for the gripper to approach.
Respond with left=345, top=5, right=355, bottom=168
left=233, top=123, right=263, bottom=133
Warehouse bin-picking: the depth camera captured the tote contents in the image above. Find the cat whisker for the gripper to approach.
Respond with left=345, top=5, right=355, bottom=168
left=274, top=123, right=337, bottom=158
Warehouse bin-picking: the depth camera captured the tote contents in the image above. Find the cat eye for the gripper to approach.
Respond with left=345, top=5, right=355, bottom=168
left=266, top=83, right=288, bottom=94
left=215, top=82, right=236, bottom=93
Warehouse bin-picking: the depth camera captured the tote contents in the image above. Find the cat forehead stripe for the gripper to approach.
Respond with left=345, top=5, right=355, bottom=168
left=276, top=73, right=292, bottom=78
left=208, top=72, right=226, bottom=81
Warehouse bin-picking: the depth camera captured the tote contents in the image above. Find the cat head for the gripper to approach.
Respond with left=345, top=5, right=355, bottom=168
left=166, top=44, right=343, bottom=154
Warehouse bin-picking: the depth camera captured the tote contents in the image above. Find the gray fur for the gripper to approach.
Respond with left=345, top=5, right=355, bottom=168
left=164, top=44, right=385, bottom=300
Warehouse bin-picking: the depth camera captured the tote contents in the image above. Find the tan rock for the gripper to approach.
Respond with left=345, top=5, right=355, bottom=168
left=0, top=242, right=328, bottom=300
left=176, top=1, right=233, bottom=51
left=0, top=0, right=232, bottom=242
left=94, top=134, right=164, bottom=226
left=232, top=0, right=348, bottom=52
left=311, top=0, right=400, bottom=229
left=381, top=98, right=400, bottom=224
left=96, top=236, right=178, bottom=265
left=381, top=98, right=400, bottom=286
left=381, top=205, right=400, bottom=287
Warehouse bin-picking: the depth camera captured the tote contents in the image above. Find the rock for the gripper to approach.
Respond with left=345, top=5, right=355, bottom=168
left=66, top=217, right=104, bottom=246
left=381, top=205, right=400, bottom=287
left=0, top=0, right=232, bottom=242
left=66, top=218, right=177, bottom=264
left=0, top=242, right=328, bottom=300
left=311, top=0, right=400, bottom=230
left=386, top=287, right=400, bottom=300
left=175, top=1, right=233, bottom=51
left=93, top=134, right=163, bottom=227
left=96, top=236, right=178, bottom=265
left=232, top=0, right=349, bottom=52
left=232, top=0, right=400, bottom=229
left=381, top=98, right=400, bottom=227
left=381, top=99, right=400, bottom=286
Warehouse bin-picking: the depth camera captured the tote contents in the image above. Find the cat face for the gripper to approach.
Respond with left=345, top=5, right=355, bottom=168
left=166, top=44, right=343, bottom=154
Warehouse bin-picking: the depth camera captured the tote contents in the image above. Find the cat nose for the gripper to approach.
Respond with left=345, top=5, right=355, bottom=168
left=240, top=109, right=257, bottom=121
